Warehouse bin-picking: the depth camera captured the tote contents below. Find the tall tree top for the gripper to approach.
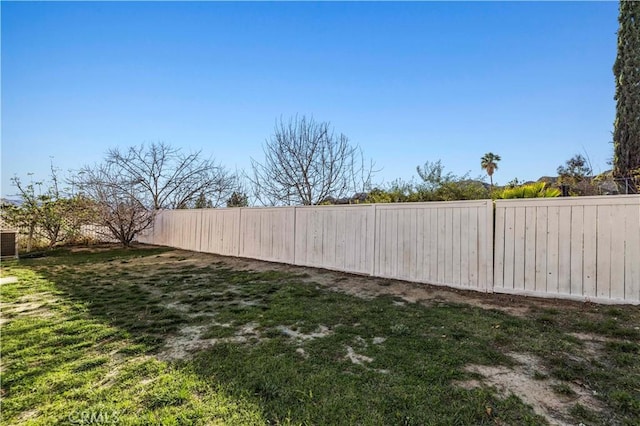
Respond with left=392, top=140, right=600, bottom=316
left=613, top=0, right=640, bottom=186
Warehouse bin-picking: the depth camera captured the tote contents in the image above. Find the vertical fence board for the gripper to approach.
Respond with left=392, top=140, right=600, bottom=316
left=436, top=208, right=446, bottom=284
left=480, top=203, right=492, bottom=291
left=625, top=204, right=640, bottom=301
left=459, top=208, right=470, bottom=287
left=452, top=208, right=461, bottom=286
left=570, top=206, right=584, bottom=296
left=444, top=209, right=454, bottom=285
left=469, top=207, right=479, bottom=288
left=583, top=205, right=598, bottom=298
left=503, top=207, right=516, bottom=289
left=409, top=209, right=419, bottom=282
left=513, top=207, right=526, bottom=291
left=557, top=207, right=572, bottom=295
left=494, top=206, right=506, bottom=290
left=535, top=206, right=548, bottom=293
left=524, top=206, right=537, bottom=291
left=610, top=205, right=627, bottom=300
left=596, top=205, right=612, bottom=299
left=429, top=208, right=439, bottom=283
left=416, top=208, right=426, bottom=282
left=546, top=206, right=560, bottom=294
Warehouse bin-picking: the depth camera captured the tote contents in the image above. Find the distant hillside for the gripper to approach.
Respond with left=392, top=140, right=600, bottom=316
left=1, top=198, right=22, bottom=207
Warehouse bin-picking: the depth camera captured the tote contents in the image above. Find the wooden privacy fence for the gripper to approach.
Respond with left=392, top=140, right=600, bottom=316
left=139, top=200, right=494, bottom=293
left=138, top=195, right=640, bottom=304
left=494, top=195, right=640, bottom=304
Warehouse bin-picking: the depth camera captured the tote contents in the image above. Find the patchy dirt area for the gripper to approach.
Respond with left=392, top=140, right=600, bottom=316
left=158, top=322, right=262, bottom=361
left=276, top=325, right=332, bottom=341
left=458, top=352, right=603, bottom=426
left=133, top=249, right=633, bottom=424
left=137, top=249, right=583, bottom=318
left=0, top=293, right=57, bottom=324
left=14, top=246, right=636, bottom=423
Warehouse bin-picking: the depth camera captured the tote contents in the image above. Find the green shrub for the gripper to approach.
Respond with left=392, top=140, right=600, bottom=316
left=497, top=182, right=560, bottom=199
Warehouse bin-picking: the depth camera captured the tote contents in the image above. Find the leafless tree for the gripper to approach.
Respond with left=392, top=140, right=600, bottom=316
left=72, top=142, right=236, bottom=245
left=73, top=163, right=153, bottom=246
left=106, top=142, right=236, bottom=209
left=250, top=116, right=375, bottom=205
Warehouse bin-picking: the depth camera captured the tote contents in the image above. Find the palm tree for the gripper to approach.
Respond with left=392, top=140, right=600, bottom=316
left=481, top=152, right=501, bottom=193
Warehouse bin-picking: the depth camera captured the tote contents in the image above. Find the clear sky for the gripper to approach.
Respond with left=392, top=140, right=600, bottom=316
left=1, top=1, right=620, bottom=198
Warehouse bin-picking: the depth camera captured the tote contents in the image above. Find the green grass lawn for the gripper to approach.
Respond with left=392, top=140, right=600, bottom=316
left=1, top=246, right=639, bottom=425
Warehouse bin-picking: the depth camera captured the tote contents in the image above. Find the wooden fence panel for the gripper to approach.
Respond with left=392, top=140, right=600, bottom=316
left=200, top=209, right=241, bottom=256
left=373, top=201, right=493, bottom=291
left=148, top=210, right=200, bottom=252
left=294, top=205, right=374, bottom=274
left=494, top=196, right=640, bottom=304
left=239, top=207, right=295, bottom=264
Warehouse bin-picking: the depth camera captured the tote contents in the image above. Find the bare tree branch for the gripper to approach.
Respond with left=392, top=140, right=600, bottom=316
left=72, top=142, right=237, bottom=245
left=249, top=116, right=376, bottom=205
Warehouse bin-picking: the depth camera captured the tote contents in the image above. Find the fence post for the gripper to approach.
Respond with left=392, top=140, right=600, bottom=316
left=486, top=199, right=495, bottom=293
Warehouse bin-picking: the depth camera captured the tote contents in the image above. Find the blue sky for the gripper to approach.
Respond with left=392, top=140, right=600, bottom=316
left=1, top=1, right=619, bottom=198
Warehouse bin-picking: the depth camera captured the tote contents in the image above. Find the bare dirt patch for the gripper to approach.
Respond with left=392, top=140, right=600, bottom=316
left=158, top=321, right=263, bottom=361
left=0, top=277, right=18, bottom=285
left=276, top=325, right=332, bottom=341
left=1, top=294, right=57, bottom=321
left=344, top=346, right=373, bottom=365
left=458, top=352, right=603, bottom=426
left=138, top=249, right=548, bottom=316
left=568, top=332, right=616, bottom=359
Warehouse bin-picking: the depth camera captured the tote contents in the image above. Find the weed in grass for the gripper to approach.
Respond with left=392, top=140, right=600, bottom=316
left=569, top=403, right=603, bottom=424
left=575, top=317, right=640, bottom=340
left=202, top=325, right=236, bottom=339
left=533, top=370, right=547, bottom=380
left=552, top=383, right=576, bottom=397
left=535, top=314, right=558, bottom=328
left=549, top=356, right=589, bottom=382
left=389, top=323, right=410, bottom=336
left=71, top=356, right=110, bottom=373
left=609, top=389, right=640, bottom=418
left=605, top=340, right=639, bottom=354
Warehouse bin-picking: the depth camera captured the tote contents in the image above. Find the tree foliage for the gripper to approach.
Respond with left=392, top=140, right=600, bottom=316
left=613, top=1, right=640, bottom=192
left=250, top=116, right=375, bottom=205
left=2, top=166, right=97, bottom=251
left=557, top=154, right=596, bottom=195
left=417, top=160, right=489, bottom=201
left=227, top=191, right=249, bottom=207
left=557, top=154, right=592, bottom=181
left=480, top=152, right=501, bottom=193
left=366, top=160, right=489, bottom=203
left=194, top=192, right=213, bottom=209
